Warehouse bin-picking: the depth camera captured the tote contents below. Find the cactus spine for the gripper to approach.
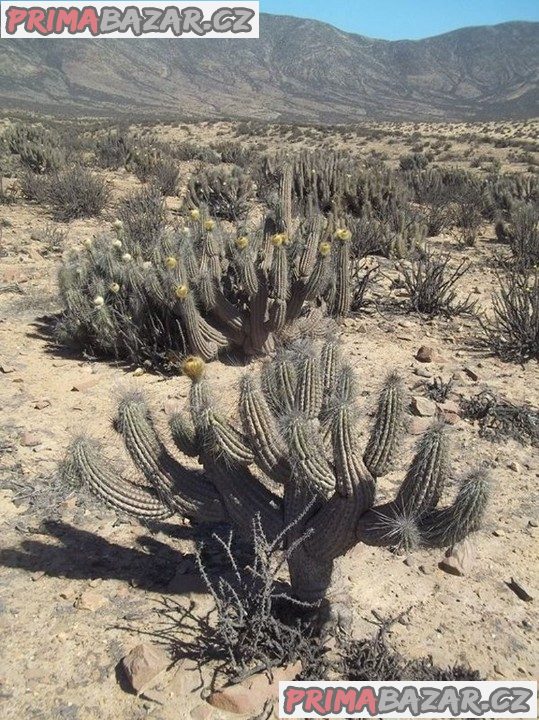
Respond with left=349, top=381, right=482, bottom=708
left=64, top=343, right=489, bottom=607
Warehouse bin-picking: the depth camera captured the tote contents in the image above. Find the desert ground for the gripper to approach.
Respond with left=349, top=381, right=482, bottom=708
left=0, top=116, right=538, bottom=720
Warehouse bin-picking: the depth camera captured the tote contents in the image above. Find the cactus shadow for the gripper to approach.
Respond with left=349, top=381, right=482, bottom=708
left=0, top=519, right=203, bottom=593
left=26, top=314, right=254, bottom=371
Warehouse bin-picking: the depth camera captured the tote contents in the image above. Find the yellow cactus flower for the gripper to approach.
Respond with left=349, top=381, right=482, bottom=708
left=334, top=228, right=352, bottom=242
left=204, top=220, right=215, bottom=232
left=182, top=355, right=205, bottom=382
left=235, top=236, right=249, bottom=250
left=319, top=241, right=332, bottom=256
left=175, top=284, right=189, bottom=299
left=165, top=256, right=178, bottom=269
left=271, top=233, right=288, bottom=247
left=189, top=208, right=200, bottom=221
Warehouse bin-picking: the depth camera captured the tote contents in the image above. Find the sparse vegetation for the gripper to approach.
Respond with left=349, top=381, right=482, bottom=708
left=45, top=166, right=110, bottom=221
left=397, top=248, right=476, bottom=317
left=480, top=271, right=539, bottom=363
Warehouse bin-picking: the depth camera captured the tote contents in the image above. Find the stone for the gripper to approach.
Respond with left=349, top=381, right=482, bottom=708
left=121, top=643, right=169, bottom=695
left=440, top=410, right=460, bottom=425
left=207, top=684, right=262, bottom=715
left=190, top=704, right=213, bottom=720
left=0, top=363, right=15, bottom=373
left=508, top=461, right=520, bottom=473
left=74, top=589, right=109, bottom=611
left=463, top=367, right=479, bottom=382
left=408, top=417, right=432, bottom=435
left=411, top=396, right=436, bottom=417
left=20, top=432, right=41, bottom=447
left=71, top=376, right=100, bottom=392
left=34, top=399, right=51, bottom=410
left=439, top=538, right=474, bottom=576
left=439, top=400, right=460, bottom=415
left=506, top=578, right=533, bottom=602
left=415, top=346, right=439, bottom=363
left=413, top=367, right=432, bottom=378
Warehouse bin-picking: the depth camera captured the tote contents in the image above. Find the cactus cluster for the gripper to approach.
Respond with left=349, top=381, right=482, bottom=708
left=57, top=195, right=359, bottom=366
left=63, top=341, right=489, bottom=605
left=5, top=122, right=62, bottom=174
left=258, top=151, right=426, bottom=258
left=186, top=165, right=254, bottom=221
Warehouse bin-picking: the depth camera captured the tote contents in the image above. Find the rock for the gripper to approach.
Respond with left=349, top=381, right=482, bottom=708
left=408, top=417, right=432, bottom=435
left=121, top=643, right=169, bottom=695
left=413, top=367, right=432, bottom=378
left=34, top=399, right=51, bottom=410
left=439, top=539, right=474, bottom=576
left=191, top=704, right=213, bottom=720
left=463, top=367, right=479, bottom=382
left=0, top=363, right=15, bottom=373
left=20, top=431, right=41, bottom=447
left=133, top=368, right=145, bottom=377
left=505, top=578, right=533, bottom=602
left=439, top=400, right=459, bottom=415
left=71, top=376, right=100, bottom=392
left=508, top=461, right=520, bottom=473
left=411, top=396, right=436, bottom=417
left=440, top=410, right=460, bottom=426
left=74, top=589, right=109, bottom=611
left=415, top=346, right=439, bottom=363
left=207, top=684, right=262, bottom=715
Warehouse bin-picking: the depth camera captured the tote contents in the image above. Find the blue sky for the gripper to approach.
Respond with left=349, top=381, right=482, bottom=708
left=261, top=0, right=539, bottom=40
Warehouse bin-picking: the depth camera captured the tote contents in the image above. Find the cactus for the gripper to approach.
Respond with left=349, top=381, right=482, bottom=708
left=57, top=199, right=348, bottom=367
left=63, top=340, right=489, bottom=610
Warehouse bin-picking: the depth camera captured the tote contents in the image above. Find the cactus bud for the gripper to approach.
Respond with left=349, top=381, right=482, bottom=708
left=83, top=238, right=93, bottom=249
left=235, top=236, right=249, bottom=250
left=175, top=284, right=189, bottom=299
left=109, top=282, right=120, bottom=294
left=112, top=239, right=122, bottom=249
left=165, top=256, right=178, bottom=270
left=142, top=261, right=152, bottom=269
left=189, top=208, right=200, bottom=221
left=204, top=220, right=215, bottom=232
left=319, top=241, right=331, bottom=256
left=93, top=296, right=104, bottom=307
left=271, top=233, right=288, bottom=247
left=112, top=219, right=123, bottom=232
left=122, top=253, right=132, bottom=262
left=334, top=228, right=352, bottom=242
left=182, top=355, right=205, bottom=382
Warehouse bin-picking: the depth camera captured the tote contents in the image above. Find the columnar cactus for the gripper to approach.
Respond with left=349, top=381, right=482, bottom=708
left=57, top=204, right=350, bottom=366
left=63, top=341, right=489, bottom=610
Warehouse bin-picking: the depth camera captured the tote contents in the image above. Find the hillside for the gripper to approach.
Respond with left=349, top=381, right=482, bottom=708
left=0, top=15, right=537, bottom=120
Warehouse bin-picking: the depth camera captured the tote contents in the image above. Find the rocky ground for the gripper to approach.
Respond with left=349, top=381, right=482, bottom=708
left=0, top=125, right=538, bottom=720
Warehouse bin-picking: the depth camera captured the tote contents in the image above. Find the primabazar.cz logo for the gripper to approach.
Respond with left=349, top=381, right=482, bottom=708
left=0, top=1, right=259, bottom=38
left=279, top=681, right=538, bottom=719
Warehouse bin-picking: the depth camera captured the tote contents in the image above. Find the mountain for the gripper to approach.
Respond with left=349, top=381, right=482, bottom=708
left=0, top=15, right=537, bottom=122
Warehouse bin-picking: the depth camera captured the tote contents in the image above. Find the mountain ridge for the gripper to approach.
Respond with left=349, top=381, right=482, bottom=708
left=0, top=14, right=537, bottom=121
